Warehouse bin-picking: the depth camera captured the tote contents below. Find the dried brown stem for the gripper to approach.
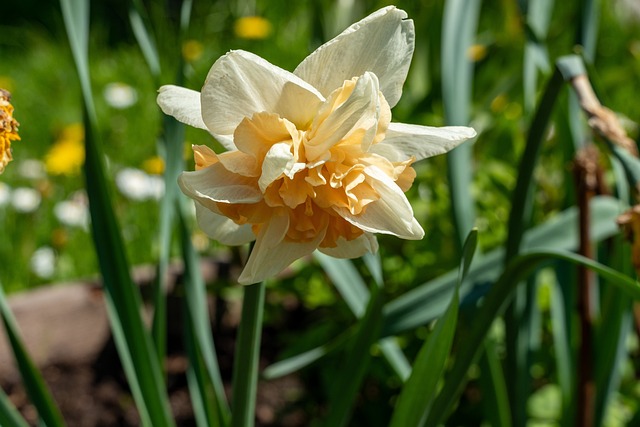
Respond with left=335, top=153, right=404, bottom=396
left=573, top=145, right=600, bottom=427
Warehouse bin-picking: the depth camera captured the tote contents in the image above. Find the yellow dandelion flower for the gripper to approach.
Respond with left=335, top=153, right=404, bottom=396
left=0, top=89, right=20, bottom=174
left=182, top=39, right=204, bottom=62
left=45, top=125, right=85, bottom=176
left=467, top=44, right=487, bottom=62
left=234, top=16, right=272, bottom=40
left=142, top=156, right=165, bottom=175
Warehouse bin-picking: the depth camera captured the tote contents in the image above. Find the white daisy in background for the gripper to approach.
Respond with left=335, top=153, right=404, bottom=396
left=54, top=191, right=89, bottom=229
left=115, top=167, right=165, bottom=201
left=103, top=82, right=138, bottom=109
left=11, top=187, right=41, bottom=213
left=18, top=159, right=46, bottom=180
left=30, top=246, right=56, bottom=279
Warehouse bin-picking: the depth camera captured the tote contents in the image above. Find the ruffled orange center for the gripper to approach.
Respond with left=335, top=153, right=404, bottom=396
left=195, top=77, right=416, bottom=248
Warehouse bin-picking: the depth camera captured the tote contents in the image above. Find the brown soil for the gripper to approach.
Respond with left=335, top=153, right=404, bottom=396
left=0, top=264, right=313, bottom=426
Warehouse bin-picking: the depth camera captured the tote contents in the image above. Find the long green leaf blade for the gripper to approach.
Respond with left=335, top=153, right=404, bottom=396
left=442, top=0, right=482, bottom=247
left=180, top=207, right=230, bottom=425
left=0, top=284, right=65, bottom=427
left=321, top=285, right=384, bottom=427
left=389, top=230, right=476, bottom=427
left=59, top=0, right=175, bottom=424
left=0, top=386, right=29, bottom=427
left=425, top=250, right=639, bottom=426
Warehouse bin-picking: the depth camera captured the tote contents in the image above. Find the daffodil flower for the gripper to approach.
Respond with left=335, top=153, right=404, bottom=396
left=158, top=6, right=476, bottom=285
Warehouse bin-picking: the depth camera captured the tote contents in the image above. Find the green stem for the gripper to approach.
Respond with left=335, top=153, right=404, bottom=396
left=230, top=281, right=265, bottom=427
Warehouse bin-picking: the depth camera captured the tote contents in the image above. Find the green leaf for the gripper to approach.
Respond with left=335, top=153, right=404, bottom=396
left=321, top=284, right=384, bottom=427
left=314, top=253, right=411, bottom=380
left=0, top=284, right=65, bottom=427
left=262, top=330, right=352, bottom=380
left=179, top=207, right=230, bottom=425
left=128, top=0, right=161, bottom=78
left=441, top=0, right=482, bottom=247
left=314, top=253, right=368, bottom=317
left=0, top=386, right=29, bottom=427
left=549, top=275, right=574, bottom=426
left=478, top=338, right=512, bottom=427
left=383, top=196, right=622, bottom=337
left=522, top=0, right=553, bottom=113
left=230, top=282, right=265, bottom=427
left=267, top=197, right=623, bottom=378
left=505, top=64, right=564, bottom=260
left=389, top=230, right=477, bottom=427
left=594, top=240, right=634, bottom=426
left=424, top=250, right=639, bottom=426
left=59, top=0, right=175, bottom=425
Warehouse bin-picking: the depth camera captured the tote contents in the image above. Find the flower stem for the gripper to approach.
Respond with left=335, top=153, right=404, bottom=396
left=230, top=281, right=265, bottom=427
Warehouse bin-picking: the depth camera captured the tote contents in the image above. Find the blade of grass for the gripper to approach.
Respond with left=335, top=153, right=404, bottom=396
left=424, top=250, right=640, bottom=426
left=0, top=284, right=65, bottom=427
left=478, top=337, right=512, bottom=427
left=59, top=0, right=175, bottom=425
left=503, top=61, right=564, bottom=426
left=550, top=274, right=575, bottom=427
left=127, top=0, right=168, bottom=361
left=389, top=230, right=476, bottom=427
left=128, top=0, right=161, bottom=78
left=179, top=206, right=230, bottom=424
left=321, top=281, right=384, bottom=427
left=230, top=281, right=265, bottom=427
left=593, top=240, right=633, bottom=426
left=314, top=253, right=411, bottom=380
left=262, top=329, right=353, bottom=380
left=441, top=0, right=482, bottom=248
left=522, top=0, right=553, bottom=113
left=0, top=386, right=29, bottom=427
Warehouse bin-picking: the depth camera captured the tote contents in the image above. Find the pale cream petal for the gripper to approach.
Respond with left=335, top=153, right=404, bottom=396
left=294, top=6, right=414, bottom=108
left=157, top=86, right=235, bottom=151
left=217, top=150, right=260, bottom=177
left=371, top=123, right=477, bottom=162
left=306, top=72, right=379, bottom=161
left=335, top=165, right=424, bottom=239
left=178, top=163, right=262, bottom=205
left=319, top=232, right=378, bottom=258
left=157, top=85, right=208, bottom=131
left=201, top=50, right=324, bottom=139
left=195, top=202, right=255, bottom=245
left=258, top=142, right=294, bottom=192
left=192, top=145, right=219, bottom=170
left=238, top=214, right=327, bottom=285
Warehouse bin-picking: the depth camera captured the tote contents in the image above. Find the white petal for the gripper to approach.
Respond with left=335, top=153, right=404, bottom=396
left=258, top=142, right=295, bottom=192
left=201, top=50, right=324, bottom=139
left=157, top=85, right=208, bottom=131
left=178, top=163, right=262, bottom=205
left=195, top=202, right=255, bottom=245
left=157, top=86, right=235, bottom=151
left=371, top=123, right=477, bottom=162
left=294, top=6, right=414, bottom=108
left=318, top=233, right=378, bottom=258
left=335, top=165, right=424, bottom=239
left=306, top=72, right=379, bottom=161
left=238, top=214, right=327, bottom=285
